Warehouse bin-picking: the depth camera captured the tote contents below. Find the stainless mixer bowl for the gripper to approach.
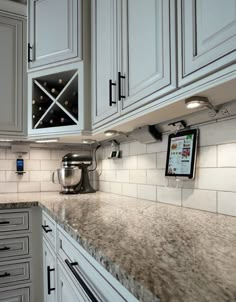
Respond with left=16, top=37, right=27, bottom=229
left=52, top=167, right=81, bottom=188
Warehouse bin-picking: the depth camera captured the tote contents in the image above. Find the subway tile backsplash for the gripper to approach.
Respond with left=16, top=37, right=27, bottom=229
left=96, top=118, right=236, bottom=217
left=0, top=118, right=235, bottom=218
left=0, top=146, right=88, bottom=193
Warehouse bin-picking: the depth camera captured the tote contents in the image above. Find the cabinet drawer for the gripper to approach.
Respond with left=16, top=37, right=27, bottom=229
left=0, top=287, right=29, bottom=302
left=0, top=260, right=30, bottom=287
left=57, top=259, right=90, bottom=302
left=0, top=211, right=29, bottom=233
left=0, top=235, right=30, bottom=260
left=42, top=211, right=56, bottom=249
left=57, top=228, right=131, bottom=302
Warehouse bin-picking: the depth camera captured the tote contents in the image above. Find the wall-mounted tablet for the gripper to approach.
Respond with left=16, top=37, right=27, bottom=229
left=165, top=128, right=199, bottom=179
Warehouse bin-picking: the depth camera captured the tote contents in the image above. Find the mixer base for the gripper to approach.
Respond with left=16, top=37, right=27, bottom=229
left=60, top=188, right=79, bottom=194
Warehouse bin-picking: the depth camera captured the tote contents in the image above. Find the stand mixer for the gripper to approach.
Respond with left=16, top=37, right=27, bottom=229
left=52, top=153, right=96, bottom=194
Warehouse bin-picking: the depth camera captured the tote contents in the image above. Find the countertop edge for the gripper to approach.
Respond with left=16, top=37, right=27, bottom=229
left=39, top=202, right=160, bottom=302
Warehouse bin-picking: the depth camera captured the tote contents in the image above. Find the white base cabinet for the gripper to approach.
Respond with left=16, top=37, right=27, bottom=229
left=57, top=260, right=90, bottom=302
left=42, top=211, right=57, bottom=302
left=0, top=208, right=36, bottom=302
left=0, top=287, right=29, bottom=302
left=43, top=240, right=57, bottom=302
left=41, top=210, right=138, bottom=302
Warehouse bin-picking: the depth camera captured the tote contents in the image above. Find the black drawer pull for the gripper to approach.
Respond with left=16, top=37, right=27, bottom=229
left=118, top=72, right=126, bottom=101
left=42, top=225, right=52, bottom=233
left=47, top=266, right=55, bottom=295
left=0, top=221, right=10, bottom=225
left=65, top=259, right=98, bottom=302
left=0, top=272, right=10, bottom=278
left=109, top=79, right=116, bottom=106
left=0, top=246, right=10, bottom=251
left=28, top=43, right=33, bottom=62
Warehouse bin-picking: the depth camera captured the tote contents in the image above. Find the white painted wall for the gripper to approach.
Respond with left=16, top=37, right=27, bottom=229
left=96, top=117, right=236, bottom=217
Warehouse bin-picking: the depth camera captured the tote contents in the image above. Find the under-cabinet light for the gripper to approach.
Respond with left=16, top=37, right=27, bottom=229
left=104, top=130, right=118, bottom=137
left=35, top=139, right=59, bottom=143
left=185, top=96, right=217, bottom=113
left=82, top=139, right=97, bottom=144
left=0, top=139, right=13, bottom=142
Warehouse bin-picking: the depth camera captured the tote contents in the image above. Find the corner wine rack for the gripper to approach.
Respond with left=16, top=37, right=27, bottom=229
left=32, top=69, right=79, bottom=129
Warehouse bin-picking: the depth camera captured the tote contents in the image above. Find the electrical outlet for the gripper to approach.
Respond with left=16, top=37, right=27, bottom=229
left=208, top=110, right=217, bottom=118
left=219, top=107, right=230, bottom=117
left=208, top=107, right=230, bottom=119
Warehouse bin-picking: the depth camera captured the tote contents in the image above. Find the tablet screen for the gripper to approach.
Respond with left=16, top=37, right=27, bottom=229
left=165, top=129, right=198, bottom=179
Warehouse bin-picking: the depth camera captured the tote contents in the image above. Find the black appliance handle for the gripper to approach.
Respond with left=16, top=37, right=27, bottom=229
left=42, top=225, right=52, bottom=233
left=109, top=79, right=116, bottom=106
left=0, top=246, right=10, bottom=251
left=47, top=266, right=55, bottom=295
left=65, top=259, right=98, bottom=302
left=28, top=43, right=33, bottom=62
left=118, top=72, right=126, bottom=101
left=0, top=272, right=10, bottom=278
left=0, top=221, right=10, bottom=225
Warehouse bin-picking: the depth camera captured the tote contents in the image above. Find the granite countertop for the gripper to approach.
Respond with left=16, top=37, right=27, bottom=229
left=0, top=192, right=236, bottom=302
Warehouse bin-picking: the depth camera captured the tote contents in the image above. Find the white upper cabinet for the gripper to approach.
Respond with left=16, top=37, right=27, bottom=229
left=0, top=12, right=26, bottom=135
left=179, top=0, right=236, bottom=85
left=92, top=0, right=176, bottom=128
left=121, top=0, right=176, bottom=112
left=92, top=0, right=119, bottom=125
left=28, top=0, right=81, bottom=69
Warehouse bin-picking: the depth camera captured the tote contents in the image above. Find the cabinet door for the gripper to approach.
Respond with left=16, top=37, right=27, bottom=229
left=57, top=261, right=90, bottom=302
left=43, top=240, right=57, bottom=302
left=0, top=287, right=29, bottom=302
left=28, top=0, right=80, bottom=69
left=92, top=0, right=119, bottom=126
left=0, top=15, right=24, bottom=133
left=121, top=0, right=176, bottom=112
left=179, top=0, right=236, bottom=85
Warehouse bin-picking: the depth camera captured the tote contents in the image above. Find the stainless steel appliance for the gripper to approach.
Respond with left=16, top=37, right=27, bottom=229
left=52, top=153, right=96, bottom=194
left=52, top=167, right=81, bottom=194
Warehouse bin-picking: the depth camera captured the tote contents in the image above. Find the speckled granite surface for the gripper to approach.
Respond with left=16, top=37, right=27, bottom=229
left=0, top=192, right=236, bottom=302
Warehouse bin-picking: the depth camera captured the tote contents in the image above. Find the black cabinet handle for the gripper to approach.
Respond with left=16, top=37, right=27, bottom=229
left=28, top=43, right=33, bottom=62
left=0, top=246, right=10, bottom=251
left=0, top=272, right=10, bottom=278
left=47, top=266, right=55, bottom=295
left=0, top=221, right=10, bottom=225
left=109, top=79, right=116, bottom=106
left=118, top=72, right=126, bottom=101
left=65, top=259, right=98, bottom=302
left=42, top=225, right=52, bottom=233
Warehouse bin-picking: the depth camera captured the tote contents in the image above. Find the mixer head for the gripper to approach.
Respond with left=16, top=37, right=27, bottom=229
left=62, top=153, right=92, bottom=167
